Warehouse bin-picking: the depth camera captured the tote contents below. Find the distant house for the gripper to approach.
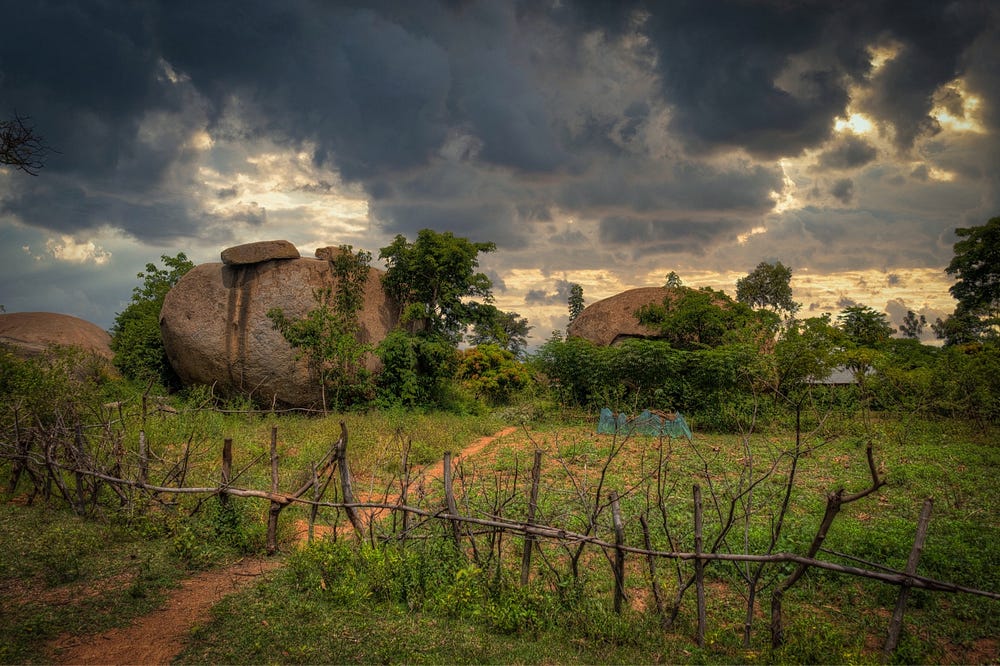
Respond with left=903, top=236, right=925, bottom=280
left=809, top=366, right=859, bottom=387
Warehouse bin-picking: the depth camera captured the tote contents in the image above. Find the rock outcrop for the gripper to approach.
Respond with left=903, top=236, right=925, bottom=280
left=0, top=312, right=113, bottom=359
left=160, top=241, right=400, bottom=407
left=566, top=287, right=671, bottom=346
left=220, top=239, right=300, bottom=265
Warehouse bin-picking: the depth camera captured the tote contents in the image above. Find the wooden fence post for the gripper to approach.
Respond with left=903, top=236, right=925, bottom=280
left=610, top=490, right=626, bottom=614
left=266, top=426, right=281, bottom=555
left=520, top=449, right=543, bottom=586
left=640, top=514, right=667, bottom=622
left=694, top=483, right=706, bottom=648
left=73, top=424, right=87, bottom=514
left=138, top=429, right=148, bottom=487
left=883, top=498, right=934, bottom=660
left=443, top=452, right=461, bottom=544
left=336, top=421, right=364, bottom=537
left=399, top=438, right=411, bottom=537
left=220, top=438, right=232, bottom=506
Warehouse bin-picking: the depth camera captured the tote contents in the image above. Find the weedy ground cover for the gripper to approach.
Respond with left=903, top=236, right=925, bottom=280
left=181, top=411, right=997, bottom=664
left=1, top=406, right=997, bottom=664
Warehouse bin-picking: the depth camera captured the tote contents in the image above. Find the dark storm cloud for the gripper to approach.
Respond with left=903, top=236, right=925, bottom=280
left=599, top=217, right=746, bottom=256
left=816, top=136, right=878, bottom=170
left=1, top=0, right=995, bottom=252
left=564, top=0, right=992, bottom=157
left=830, top=178, right=855, bottom=204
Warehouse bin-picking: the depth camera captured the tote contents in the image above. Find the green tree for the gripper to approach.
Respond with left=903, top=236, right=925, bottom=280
left=110, top=252, right=194, bottom=386
left=455, top=344, right=531, bottom=405
left=735, top=261, right=800, bottom=316
left=937, top=217, right=1000, bottom=343
left=637, top=286, right=760, bottom=350
left=898, top=310, right=927, bottom=339
left=664, top=271, right=683, bottom=288
left=836, top=305, right=892, bottom=347
left=268, top=246, right=373, bottom=411
left=567, top=283, right=585, bottom=324
left=773, top=314, right=844, bottom=398
left=468, top=305, right=531, bottom=358
left=947, top=217, right=1000, bottom=317
left=379, top=229, right=496, bottom=342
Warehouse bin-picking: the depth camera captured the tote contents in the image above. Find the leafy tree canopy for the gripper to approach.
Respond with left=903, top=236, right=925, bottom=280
left=468, top=304, right=531, bottom=358
left=947, top=216, right=1000, bottom=316
left=836, top=304, right=893, bottom=347
left=636, top=286, right=762, bottom=350
left=735, top=261, right=800, bottom=316
left=937, top=217, right=1000, bottom=344
left=379, top=229, right=496, bottom=342
left=110, top=252, right=194, bottom=386
left=567, top=283, right=585, bottom=324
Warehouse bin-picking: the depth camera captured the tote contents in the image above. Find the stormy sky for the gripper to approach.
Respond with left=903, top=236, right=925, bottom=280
left=1, top=0, right=998, bottom=345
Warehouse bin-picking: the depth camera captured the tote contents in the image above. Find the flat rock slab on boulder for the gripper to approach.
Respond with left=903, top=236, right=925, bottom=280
left=160, top=248, right=400, bottom=407
left=566, top=286, right=670, bottom=346
left=0, top=312, right=113, bottom=359
left=220, top=240, right=300, bottom=265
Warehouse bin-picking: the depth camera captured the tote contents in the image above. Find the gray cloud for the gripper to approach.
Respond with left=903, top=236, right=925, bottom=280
left=816, top=135, right=878, bottom=170
left=830, top=178, right=855, bottom=204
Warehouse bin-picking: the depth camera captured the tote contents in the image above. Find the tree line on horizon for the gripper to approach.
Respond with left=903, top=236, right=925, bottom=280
left=102, top=218, right=999, bottom=427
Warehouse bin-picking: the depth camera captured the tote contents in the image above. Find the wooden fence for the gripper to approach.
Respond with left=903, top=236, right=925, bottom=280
left=4, top=417, right=998, bottom=658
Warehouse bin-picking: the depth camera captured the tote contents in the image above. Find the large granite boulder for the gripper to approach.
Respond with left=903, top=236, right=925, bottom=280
left=566, top=287, right=671, bottom=346
left=160, top=241, right=400, bottom=407
left=0, top=312, right=113, bottom=359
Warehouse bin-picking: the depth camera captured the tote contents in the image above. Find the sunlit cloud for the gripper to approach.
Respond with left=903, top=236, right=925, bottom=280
left=834, top=113, right=875, bottom=135
left=41, top=235, right=112, bottom=265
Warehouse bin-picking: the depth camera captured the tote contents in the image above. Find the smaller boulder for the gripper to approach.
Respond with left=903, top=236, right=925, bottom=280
left=0, top=312, right=113, bottom=359
left=221, top=240, right=300, bottom=265
left=315, top=246, right=349, bottom=261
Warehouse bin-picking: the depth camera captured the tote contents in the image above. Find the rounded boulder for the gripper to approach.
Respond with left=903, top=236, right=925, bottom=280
left=160, top=253, right=399, bottom=407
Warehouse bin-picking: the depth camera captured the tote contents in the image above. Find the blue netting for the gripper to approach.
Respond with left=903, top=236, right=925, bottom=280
left=598, top=408, right=692, bottom=439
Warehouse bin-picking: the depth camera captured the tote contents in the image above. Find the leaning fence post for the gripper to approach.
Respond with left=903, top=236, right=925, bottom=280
left=266, top=426, right=281, bottom=555
left=73, top=424, right=87, bottom=514
left=610, top=490, right=626, bottom=614
left=443, top=452, right=462, bottom=544
left=138, top=429, right=148, bottom=487
left=883, top=498, right=934, bottom=660
left=694, top=483, right=706, bottom=648
left=399, top=438, right=411, bottom=537
left=220, top=438, right=232, bottom=505
left=336, top=421, right=364, bottom=537
left=520, top=449, right=543, bottom=586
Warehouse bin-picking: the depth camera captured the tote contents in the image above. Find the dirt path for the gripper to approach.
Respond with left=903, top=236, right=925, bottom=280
left=51, top=557, right=282, bottom=665
left=47, top=426, right=520, bottom=665
left=421, top=426, right=519, bottom=483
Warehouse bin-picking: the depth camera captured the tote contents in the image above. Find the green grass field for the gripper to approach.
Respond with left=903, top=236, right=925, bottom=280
left=1, top=407, right=997, bottom=664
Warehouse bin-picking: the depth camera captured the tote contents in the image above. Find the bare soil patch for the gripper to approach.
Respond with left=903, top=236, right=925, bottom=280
left=50, top=557, right=281, bottom=665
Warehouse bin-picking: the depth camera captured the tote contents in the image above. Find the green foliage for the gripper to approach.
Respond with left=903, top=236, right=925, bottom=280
left=837, top=304, right=893, bottom=347
left=468, top=304, right=531, bottom=358
left=375, top=329, right=458, bottom=407
left=774, top=314, right=844, bottom=398
left=456, top=344, right=531, bottom=405
left=946, top=216, right=1000, bottom=318
left=379, top=229, right=496, bottom=342
left=267, top=246, right=374, bottom=410
left=110, top=252, right=193, bottom=387
left=636, top=286, right=765, bottom=350
left=736, top=260, right=800, bottom=316
left=897, top=310, right=927, bottom=339
left=567, top=282, right=585, bottom=324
